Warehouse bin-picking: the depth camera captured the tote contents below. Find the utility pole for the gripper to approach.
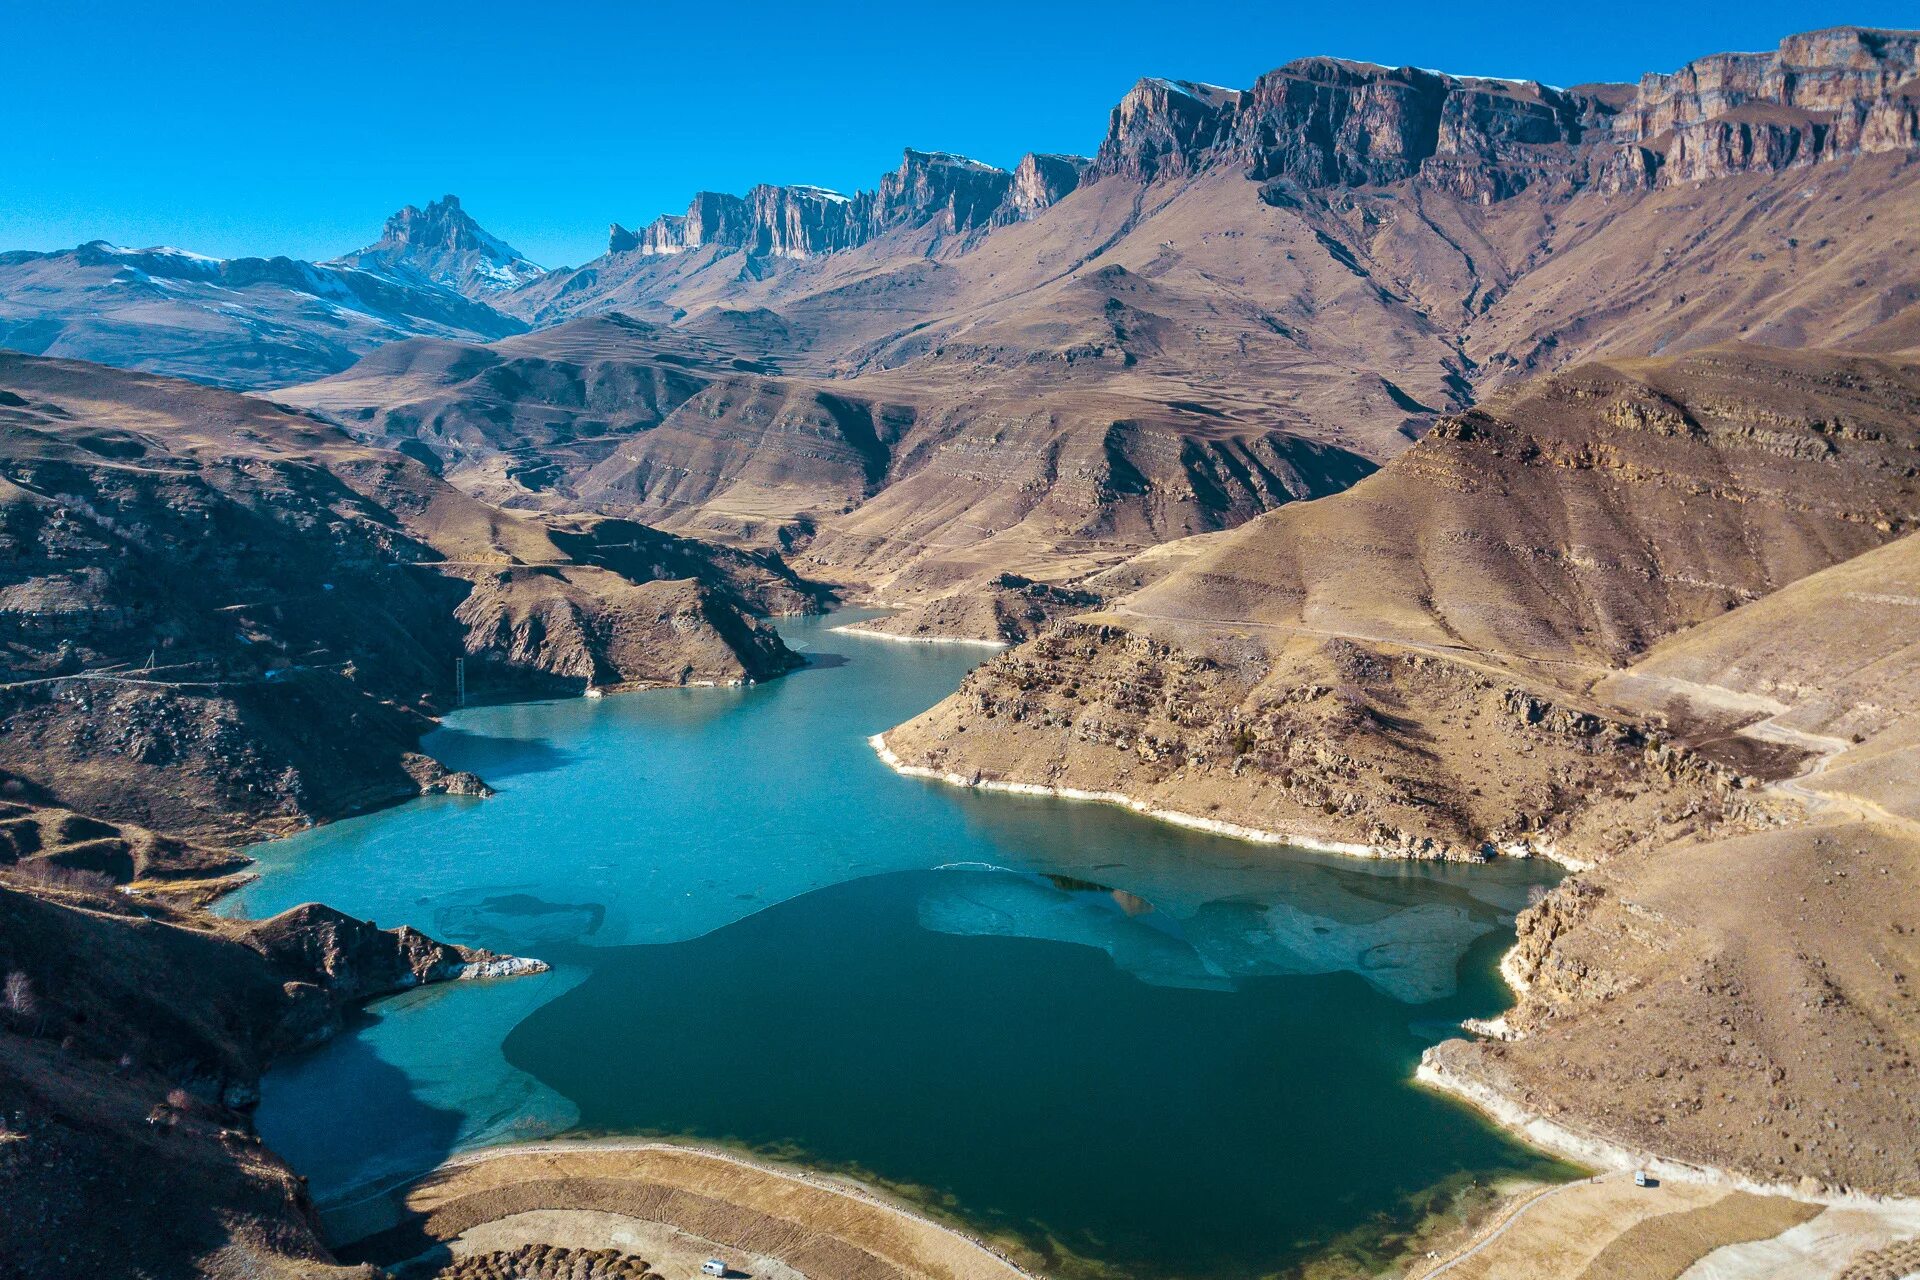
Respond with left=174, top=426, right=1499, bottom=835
left=455, top=657, right=466, bottom=708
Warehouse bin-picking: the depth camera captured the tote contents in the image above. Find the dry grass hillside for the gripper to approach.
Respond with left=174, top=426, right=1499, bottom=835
left=1121, top=345, right=1920, bottom=671
left=883, top=345, right=1920, bottom=853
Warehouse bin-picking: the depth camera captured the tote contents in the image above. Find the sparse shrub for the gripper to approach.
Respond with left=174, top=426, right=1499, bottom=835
left=2, top=972, right=37, bottom=1019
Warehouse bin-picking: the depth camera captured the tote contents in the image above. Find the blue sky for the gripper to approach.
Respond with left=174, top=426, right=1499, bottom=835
left=5, top=1, right=1912, bottom=267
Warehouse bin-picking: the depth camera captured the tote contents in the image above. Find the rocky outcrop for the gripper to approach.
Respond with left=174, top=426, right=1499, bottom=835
left=872, top=149, right=1014, bottom=234
left=331, top=194, right=546, bottom=296
left=0, top=876, right=544, bottom=1278
left=849, top=573, right=1101, bottom=644
left=994, top=152, right=1092, bottom=223
left=249, top=902, right=548, bottom=1048
left=613, top=150, right=1017, bottom=262
left=1092, top=78, right=1245, bottom=182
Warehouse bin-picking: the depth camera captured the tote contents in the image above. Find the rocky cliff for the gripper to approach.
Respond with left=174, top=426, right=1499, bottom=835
left=608, top=148, right=1042, bottom=262
left=1607, top=27, right=1920, bottom=189
left=588, top=24, right=1919, bottom=280
left=1091, top=78, right=1244, bottom=182
left=994, top=152, right=1092, bottom=223
left=1088, top=27, right=1918, bottom=200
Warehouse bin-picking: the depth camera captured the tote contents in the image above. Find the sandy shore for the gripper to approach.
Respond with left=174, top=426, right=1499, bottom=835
left=339, top=1139, right=1039, bottom=1280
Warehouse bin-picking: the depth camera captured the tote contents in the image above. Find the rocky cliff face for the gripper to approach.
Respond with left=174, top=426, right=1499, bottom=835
left=609, top=148, right=1031, bottom=262
left=1092, top=78, right=1244, bottom=182
left=1606, top=27, right=1920, bottom=189
left=1097, top=27, right=1917, bottom=201
left=871, top=149, right=1014, bottom=235
left=582, top=26, right=1919, bottom=290
left=332, top=194, right=546, bottom=296
left=1094, top=59, right=1614, bottom=201
left=995, top=152, right=1092, bottom=223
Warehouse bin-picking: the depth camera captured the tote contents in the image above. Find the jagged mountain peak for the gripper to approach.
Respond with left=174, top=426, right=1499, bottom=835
left=333, top=193, right=544, bottom=299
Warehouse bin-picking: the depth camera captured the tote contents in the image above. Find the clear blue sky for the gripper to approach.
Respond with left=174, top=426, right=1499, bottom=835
left=6, top=1, right=1912, bottom=267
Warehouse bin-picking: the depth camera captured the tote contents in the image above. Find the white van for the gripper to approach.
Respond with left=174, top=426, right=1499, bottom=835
left=701, top=1261, right=728, bottom=1278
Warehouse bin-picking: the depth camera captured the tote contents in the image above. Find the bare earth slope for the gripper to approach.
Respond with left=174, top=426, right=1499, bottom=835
left=276, top=305, right=1382, bottom=605
left=1427, top=533, right=1920, bottom=1202
left=881, top=346, right=1920, bottom=854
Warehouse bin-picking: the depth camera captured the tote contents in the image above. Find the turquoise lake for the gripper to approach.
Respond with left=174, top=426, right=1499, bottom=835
left=226, top=614, right=1570, bottom=1278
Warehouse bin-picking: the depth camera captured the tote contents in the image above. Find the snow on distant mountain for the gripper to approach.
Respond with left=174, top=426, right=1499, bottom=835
left=0, top=238, right=525, bottom=389
left=328, top=194, right=546, bottom=299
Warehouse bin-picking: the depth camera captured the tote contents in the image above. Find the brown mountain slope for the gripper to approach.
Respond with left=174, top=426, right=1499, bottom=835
left=1601, top=529, right=1920, bottom=824
left=1120, top=345, right=1920, bottom=672
left=879, top=345, right=1920, bottom=858
left=0, top=354, right=806, bottom=856
left=276, top=303, right=1382, bottom=603
left=1424, top=534, right=1920, bottom=1199
left=244, top=31, right=1920, bottom=636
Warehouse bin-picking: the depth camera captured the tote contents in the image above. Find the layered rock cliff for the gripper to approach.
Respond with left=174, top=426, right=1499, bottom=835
left=1087, top=27, right=1918, bottom=199
left=1608, top=26, right=1920, bottom=189
left=994, top=152, right=1093, bottom=223
left=593, top=23, right=1919, bottom=279
left=611, top=148, right=1028, bottom=262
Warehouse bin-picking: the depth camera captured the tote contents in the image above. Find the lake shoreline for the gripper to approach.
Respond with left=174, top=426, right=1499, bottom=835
left=867, top=731, right=1591, bottom=870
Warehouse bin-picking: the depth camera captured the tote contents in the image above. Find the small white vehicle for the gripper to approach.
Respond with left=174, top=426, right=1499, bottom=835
left=701, top=1261, right=728, bottom=1278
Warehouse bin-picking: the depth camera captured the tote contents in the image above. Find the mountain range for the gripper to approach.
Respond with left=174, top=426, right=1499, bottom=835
left=2, top=22, right=1920, bottom=1280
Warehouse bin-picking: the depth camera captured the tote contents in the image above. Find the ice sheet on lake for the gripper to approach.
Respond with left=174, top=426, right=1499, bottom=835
left=917, top=869, right=1498, bottom=1002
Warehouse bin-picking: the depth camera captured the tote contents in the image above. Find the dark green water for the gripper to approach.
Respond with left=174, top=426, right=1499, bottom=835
left=229, top=614, right=1569, bottom=1278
